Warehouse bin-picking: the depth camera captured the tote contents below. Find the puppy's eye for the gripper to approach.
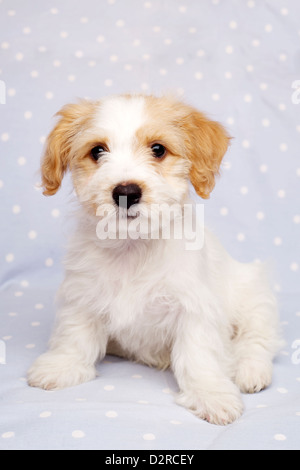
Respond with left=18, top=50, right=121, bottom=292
left=151, top=143, right=166, bottom=159
left=91, top=145, right=107, bottom=161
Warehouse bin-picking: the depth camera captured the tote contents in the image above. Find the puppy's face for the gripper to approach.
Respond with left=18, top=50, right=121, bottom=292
left=41, top=95, right=230, bottom=225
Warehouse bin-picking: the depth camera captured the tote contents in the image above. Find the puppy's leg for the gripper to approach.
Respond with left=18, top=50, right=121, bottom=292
left=172, top=312, right=243, bottom=426
left=232, top=262, right=281, bottom=394
left=28, top=305, right=107, bottom=390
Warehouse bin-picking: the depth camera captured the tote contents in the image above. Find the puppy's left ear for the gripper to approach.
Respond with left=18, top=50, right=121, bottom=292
left=181, top=108, right=231, bottom=199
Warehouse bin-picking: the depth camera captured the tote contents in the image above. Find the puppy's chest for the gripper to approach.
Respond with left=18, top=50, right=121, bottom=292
left=98, top=274, right=181, bottom=333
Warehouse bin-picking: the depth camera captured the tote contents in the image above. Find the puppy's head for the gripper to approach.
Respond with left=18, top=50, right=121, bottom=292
left=41, top=94, right=230, bottom=216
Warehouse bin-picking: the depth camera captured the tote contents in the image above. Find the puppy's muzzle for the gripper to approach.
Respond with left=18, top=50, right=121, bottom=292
left=112, top=183, right=142, bottom=209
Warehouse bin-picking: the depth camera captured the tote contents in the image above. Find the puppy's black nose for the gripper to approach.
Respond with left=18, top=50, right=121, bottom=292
left=112, top=183, right=142, bottom=209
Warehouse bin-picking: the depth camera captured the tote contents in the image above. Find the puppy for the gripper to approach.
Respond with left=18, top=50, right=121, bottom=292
left=28, top=94, right=280, bottom=425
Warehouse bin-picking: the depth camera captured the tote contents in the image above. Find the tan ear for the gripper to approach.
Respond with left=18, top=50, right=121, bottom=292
left=181, top=108, right=231, bottom=199
left=41, top=100, right=95, bottom=196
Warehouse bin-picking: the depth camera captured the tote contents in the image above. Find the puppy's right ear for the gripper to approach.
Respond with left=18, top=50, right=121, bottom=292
left=41, top=101, right=95, bottom=196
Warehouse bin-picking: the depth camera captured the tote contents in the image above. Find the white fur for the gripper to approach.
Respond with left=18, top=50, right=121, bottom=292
left=28, top=95, right=281, bottom=425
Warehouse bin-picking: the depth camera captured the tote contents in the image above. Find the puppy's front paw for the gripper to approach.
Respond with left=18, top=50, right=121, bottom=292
left=177, top=382, right=244, bottom=426
left=27, top=351, right=96, bottom=390
left=235, top=358, right=272, bottom=394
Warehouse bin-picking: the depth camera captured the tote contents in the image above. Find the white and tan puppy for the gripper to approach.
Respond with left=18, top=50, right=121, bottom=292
left=28, top=94, right=280, bottom=425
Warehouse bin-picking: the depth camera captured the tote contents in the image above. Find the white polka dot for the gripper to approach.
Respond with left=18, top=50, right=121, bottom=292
left=212, top=93, right=220, bottom=101
left=51, top=209, right=60, bottom=218
left=197, top=49, right=205, bottom=57
left=225, top=45, right=234, bottom=54
left=225, top=71, right=232, bottom=79
left=160, top=69, right=167, bottom=76
left=242, top=140, right=250, bottom=149
left=110, top=55, right=118, bottom=62
left=116, top=19, right=125, bottom=27
left=104, top=79, right=113, bottom=87
left=0, top=180, right=3, bottom=189
left=31, top=322, right=40, bottom=327
left=262, top=119, right=270, bottom=127
left=1, top=133, right=9, bottom=142
left=293, top=215, right=300, bottom=224
left=31, top=70, right=39, bottom=78
left=279, top=53, right=287, bottom=62
left=247, top=0, right=255, bottom=7
left=20, top=280, right=29, bottom=288
left=290, top=263, right=299, bottom=272
left=25, top=344, right=35, bottom=349
left=274, top=434, right=287, bottom=441
left=75, top=50, right=84, bottom=58
left=35, top=304, right=44, bottom=310
left=1, top=432, right=15, bottom=439
left=18, top=156, right=27, bottom=165
left=179, top=6, right=187, bottom=13
left=24, top=111, right=32, bottom=120
left=23, top=27, right=31, bottom=34
left=6, top=253, right=14, bottom=263
left=97, top=35, right=105, bottom=43
left=278, top=103, right=286, bottom=111
left=39, top=411, right=52, bottom=418
left=237, top=233, right=246, bottom=242
left=280, top=143, right=288, bottom=152
left=143, top=433, right=156, bottom=441
left=244, top=94, right=253, bottom=103
left=297, top=168, right=300, bottom=177
left=220, top=207, right=229, bottom=216
left=7, top=10, right=16, bottom=16
left=15, top=291, right=23, bottom=297
left=53, top=60, right=61, bottom=67
left=50, top=8, right=59, bottom=14
left=240, top=186, right=249, bottom=195
left=260, top=164, right=268, bottom=173
left=80, top=17, right=89, bottom=23
left=28, top=231, right=37, bottom=240
left=256, top=211, right=265, bottom=220
left=265, top=24, right=273, bottom=33
left=72, top=430, right=85, bottom=439
left=277, top=387, right=288, bottom=394
left=278, top=190, right=286, bottom=198
left=105, top=411, right=118, bottom=418
left=252, top=39, right=260, bottom=47
left=132, top=374, right=142, bottom=379
left=15, top=52, right=24, bottom=61
left=12, top=205, right=21, bottom=215
left=45, top=258, right=54, bottom=267
left=8, top=88, right=16, bottom=97
left=281, top=8, right=289, bottom=16
left=229, top=20, right=237, bottom=29
left=60, top=31, right=69, bottom=38
left=274, top=237, right=282, bottom=246
left=176, top=57, right=184, bottom=65
left=45, top=92, right=54, bottom=100
left=68, top=75, right=76, bottom=82
left=104, top=385, right=115, bottom=391
left=260, top=83, right=268, bottom=91
left=1, top=42, right=10, bottom=49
